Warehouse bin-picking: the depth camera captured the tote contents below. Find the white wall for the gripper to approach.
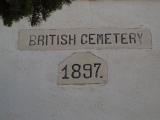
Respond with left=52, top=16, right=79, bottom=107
left=0, top=1, right=160, bottom=120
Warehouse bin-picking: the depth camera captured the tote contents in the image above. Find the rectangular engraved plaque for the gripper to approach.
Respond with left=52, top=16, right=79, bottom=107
left=18, top=28, right=152, bottom=50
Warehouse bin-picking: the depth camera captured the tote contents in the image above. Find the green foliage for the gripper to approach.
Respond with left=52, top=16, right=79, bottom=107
left=0, top=0, right=73, bottom=26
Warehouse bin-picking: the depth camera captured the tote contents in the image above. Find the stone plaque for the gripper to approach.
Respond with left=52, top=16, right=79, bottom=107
left=57, top=52, right=108, bottom=85
left=18, top=28, right=152, bottom=50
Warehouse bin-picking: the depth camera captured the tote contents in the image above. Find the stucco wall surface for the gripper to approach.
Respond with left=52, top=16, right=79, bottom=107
left=0, top=1, right=160, bottom=120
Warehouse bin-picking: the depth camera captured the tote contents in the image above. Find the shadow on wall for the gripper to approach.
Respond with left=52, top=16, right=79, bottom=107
left=0, top=0, right=74, bottom=27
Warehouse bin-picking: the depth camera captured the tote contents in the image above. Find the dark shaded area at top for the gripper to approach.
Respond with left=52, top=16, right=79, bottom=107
left=0, top=0, right=73, bottom=27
